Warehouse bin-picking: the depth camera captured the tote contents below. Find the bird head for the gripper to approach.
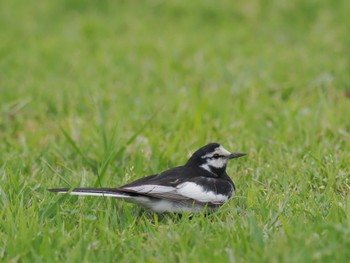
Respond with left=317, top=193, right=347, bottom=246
left=186, top=143, right=246, bottom=176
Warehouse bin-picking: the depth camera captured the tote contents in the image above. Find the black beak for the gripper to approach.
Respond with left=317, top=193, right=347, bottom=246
left=228, top=152, right=247, bottom=159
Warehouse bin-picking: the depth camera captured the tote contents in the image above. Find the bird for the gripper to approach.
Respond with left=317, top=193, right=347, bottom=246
left=49, top=143, right=246, bottom=213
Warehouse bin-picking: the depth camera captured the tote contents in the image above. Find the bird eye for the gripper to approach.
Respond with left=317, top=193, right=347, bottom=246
left=213, top=154, right=220, bottom=158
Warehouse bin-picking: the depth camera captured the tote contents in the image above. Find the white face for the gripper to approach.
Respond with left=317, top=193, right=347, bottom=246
left=200, top=146, right=232, bottom=171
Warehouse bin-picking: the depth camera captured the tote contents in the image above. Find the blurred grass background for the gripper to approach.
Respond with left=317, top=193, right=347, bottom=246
left=1, top=0, right=350, bottom=262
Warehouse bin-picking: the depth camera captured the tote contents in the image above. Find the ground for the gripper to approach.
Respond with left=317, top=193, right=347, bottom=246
left=1, top=0, right=350, bottom=262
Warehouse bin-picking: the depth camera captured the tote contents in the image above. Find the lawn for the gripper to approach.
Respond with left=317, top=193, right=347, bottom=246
left=1, top=0, right=350, bottom=262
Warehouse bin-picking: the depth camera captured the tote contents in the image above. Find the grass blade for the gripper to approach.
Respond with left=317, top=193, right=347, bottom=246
left=60, top=126, right=97, bottom=170
left=94, top=109, right=162, bottom=186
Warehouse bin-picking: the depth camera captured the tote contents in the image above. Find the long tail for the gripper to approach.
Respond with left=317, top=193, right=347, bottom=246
left=48, top=188, right=131, bottom=198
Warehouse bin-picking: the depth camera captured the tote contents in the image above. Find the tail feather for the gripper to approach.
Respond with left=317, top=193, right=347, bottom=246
left=48, top=188, right=131, bottom=198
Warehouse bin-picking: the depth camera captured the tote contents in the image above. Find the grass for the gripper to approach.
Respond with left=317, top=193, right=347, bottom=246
left=1, top=0, right=350, bottom=262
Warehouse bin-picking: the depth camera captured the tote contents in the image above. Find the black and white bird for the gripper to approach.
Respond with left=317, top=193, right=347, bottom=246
left=49, top=143, right=246, bottom=213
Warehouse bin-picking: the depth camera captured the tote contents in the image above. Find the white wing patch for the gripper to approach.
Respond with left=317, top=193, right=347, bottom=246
left=123, top=183, right=229, bottom=204
left=122, top=185, right=175, bottom=194
left=176, top=182, right=228, bottom=204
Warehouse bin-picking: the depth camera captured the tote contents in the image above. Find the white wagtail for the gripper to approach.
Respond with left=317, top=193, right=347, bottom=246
left=49, top=143, right=246, bottom=213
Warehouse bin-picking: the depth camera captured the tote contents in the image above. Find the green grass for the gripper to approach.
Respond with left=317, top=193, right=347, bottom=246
left=1, top=0, right=350, bottom=262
